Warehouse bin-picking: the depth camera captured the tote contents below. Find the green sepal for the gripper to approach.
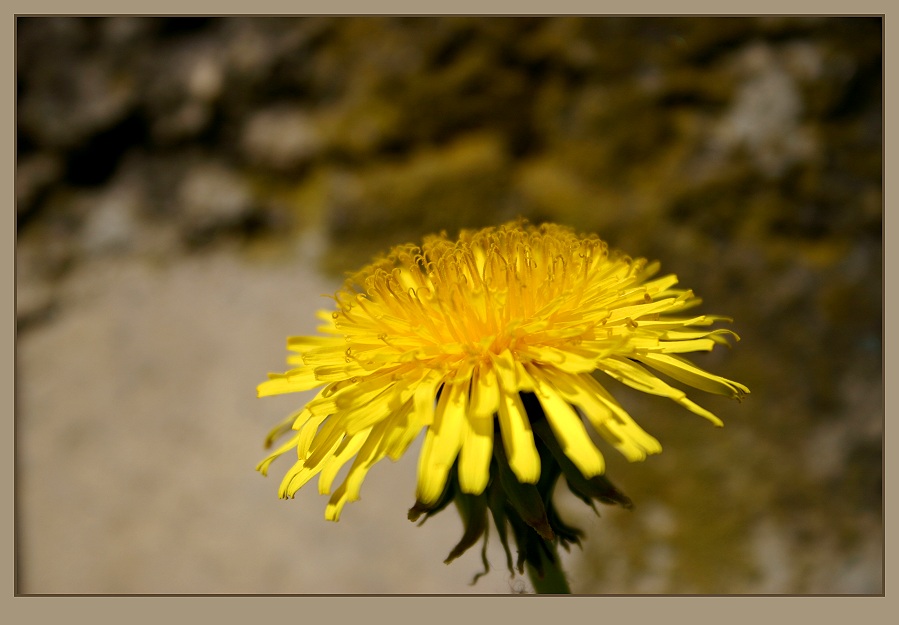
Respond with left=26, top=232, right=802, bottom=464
left=504, top=504, right=556, bottom=576
left=565, top=472, right=633, bottom=511
left=444, top=490, right=489, bottom=564
left=485, top=467, right=515, bottom=574
left=493, top=436, right=554, bottom=541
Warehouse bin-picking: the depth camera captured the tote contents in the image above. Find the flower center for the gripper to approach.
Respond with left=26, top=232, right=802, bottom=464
left=332, top=223, right=620, bottom=373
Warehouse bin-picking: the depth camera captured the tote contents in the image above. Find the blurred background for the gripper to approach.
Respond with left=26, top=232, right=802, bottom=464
left=15, top=16, right=882, bottom=594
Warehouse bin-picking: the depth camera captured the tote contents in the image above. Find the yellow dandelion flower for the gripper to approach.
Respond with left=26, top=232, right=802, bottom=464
left=257, top=220, right=748, bottom=580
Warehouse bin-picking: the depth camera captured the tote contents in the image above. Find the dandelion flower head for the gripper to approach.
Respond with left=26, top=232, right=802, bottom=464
left=258, top=221, right=748, bottom=530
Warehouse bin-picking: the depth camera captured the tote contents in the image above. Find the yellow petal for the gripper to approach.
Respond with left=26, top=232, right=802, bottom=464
left=457, top=412, right=493, bottom=494
left=380, top=399, right=425, bottom=461
left=256, top=431, right=302, bottom=476
left=530, top=370, right=604, bottom=477
left=413, top=370, right=444, bottom=427
left=287, top=335, right=346, bottom=350
left=301, top=346, right=358, bottom=367
left=635, top=352, right=749, bottom=398
left=470, top=362, right=500, bottom=417
left=318, top=428, right=370, bottom=495
left=257, top=367, right=320, bottom=397
left=325, top=432, right=388, bottom=522
left=495, top=377, right=540, bottom=483
left=302, top=414, right=345, bottom=468
left=277, top=460, right=316, bottom=498
left=545, top=369, right=661, bottom=461
left=598, top=356, right=686, bottom=398
left=415, top=379, right=467, bottom=504
left=296, top=412, right=329, bottom=460
left=492, top=349, right=519, bottom=390
left=522, top=345, right=598, bottom=373
left=339, top=370, right=425, bottom=435
left=641, top=273, right=680, bottom=294
left=653, top=338, right=717, bottom=353
left=659, top=328, right=739, bottom=342
left=605, top=297, right=692, bottom=325
left=580, top=374, right=664, bottom=458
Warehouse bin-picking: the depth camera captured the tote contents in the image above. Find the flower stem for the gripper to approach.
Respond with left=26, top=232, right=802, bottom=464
left=526, top=541, right=571, bottom=594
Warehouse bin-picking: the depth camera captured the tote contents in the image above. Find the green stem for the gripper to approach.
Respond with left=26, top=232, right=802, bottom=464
left=526, top=541, right=571, bottom=594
